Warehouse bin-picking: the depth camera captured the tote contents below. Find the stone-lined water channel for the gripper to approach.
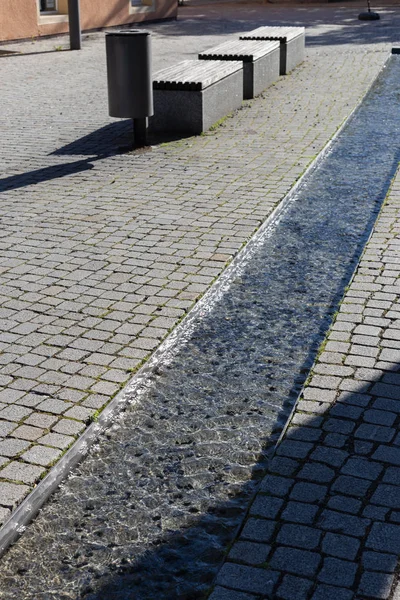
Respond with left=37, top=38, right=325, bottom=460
left=1, top=56, right=400, bottom=600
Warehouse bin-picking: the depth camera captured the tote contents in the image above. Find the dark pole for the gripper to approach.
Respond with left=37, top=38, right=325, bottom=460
left=68, top=0, right=82, bottom=50
left=133, top=118, right=148, bottom=147
left=358, top=0, right=380, bottom=20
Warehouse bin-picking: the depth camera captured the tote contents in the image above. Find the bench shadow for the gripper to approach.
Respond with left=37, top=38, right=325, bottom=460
left=0, top=121, right=199, bottom=193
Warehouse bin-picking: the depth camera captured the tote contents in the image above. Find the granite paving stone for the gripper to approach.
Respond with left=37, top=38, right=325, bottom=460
left=276, top=574, right=313, bottom=600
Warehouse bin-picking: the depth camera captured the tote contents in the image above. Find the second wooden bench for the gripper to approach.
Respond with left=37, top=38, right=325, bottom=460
left=198, top=39, right=280, bottom=100
left=240, top=26, right=305, bottom=76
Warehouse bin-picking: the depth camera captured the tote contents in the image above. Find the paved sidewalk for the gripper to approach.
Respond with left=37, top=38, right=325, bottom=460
left=0, top=1, right=399, bottom=595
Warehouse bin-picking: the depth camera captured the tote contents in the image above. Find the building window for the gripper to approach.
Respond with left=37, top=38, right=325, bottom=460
left=40, top=0, right=57, bottom=12
left=37, top=0, right=68, bottom=23
left=129, top=0, right=156, bottom=13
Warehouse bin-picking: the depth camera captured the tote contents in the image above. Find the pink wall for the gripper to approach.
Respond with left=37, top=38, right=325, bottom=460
left=0, top=0, right=177, bottom=43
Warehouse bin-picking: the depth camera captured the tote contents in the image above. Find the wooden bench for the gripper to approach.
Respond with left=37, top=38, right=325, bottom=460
left=149, top=59, right=243, bottom=135
left=198, top=39, right=280, bottom=100
left=240, top=26, right=305, bottom=76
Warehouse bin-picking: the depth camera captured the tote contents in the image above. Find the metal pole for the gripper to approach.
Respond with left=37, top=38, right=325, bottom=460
left=133, top=118, right=148, bottom=147
left=68, top=0, right=82, bottom=50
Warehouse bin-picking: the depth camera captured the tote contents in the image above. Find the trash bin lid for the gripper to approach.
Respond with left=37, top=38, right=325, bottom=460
left=106, top=29, right=151, bottom=36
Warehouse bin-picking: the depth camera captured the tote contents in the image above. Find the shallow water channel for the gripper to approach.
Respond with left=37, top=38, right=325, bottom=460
left=1, top=56, right=400, bottom=600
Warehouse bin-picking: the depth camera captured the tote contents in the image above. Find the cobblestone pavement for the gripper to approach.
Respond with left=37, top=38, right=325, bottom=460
left=0, top=0, right=400, bottom=593
left=0, top=49, right=399, bottom=600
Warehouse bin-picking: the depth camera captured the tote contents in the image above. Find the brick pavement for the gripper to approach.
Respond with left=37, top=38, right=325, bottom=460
left=0, top=0, right=399, bottom=582
left=211, top=166, right=400, bottom=598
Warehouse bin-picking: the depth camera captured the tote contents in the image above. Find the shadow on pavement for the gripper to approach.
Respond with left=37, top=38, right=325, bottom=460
left=0, top=159, right=95, bottom=193
left=83, top=367, right=400, bottom=600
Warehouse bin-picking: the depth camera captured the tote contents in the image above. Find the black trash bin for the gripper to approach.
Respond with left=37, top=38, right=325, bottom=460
left=106, top=30, right=153, bottom=146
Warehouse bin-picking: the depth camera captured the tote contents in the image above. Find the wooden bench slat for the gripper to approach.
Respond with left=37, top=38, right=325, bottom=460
left=199, top=39, right=279, bottom=62
left=153, top=59, right=242, bottom=90
left=240, top=26, right=305, bottom=42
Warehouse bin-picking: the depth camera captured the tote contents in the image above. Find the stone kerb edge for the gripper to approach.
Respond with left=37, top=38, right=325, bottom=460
left=0, top=52, right=391, bottom=561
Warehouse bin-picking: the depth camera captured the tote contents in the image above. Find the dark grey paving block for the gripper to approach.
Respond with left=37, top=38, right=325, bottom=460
left=355, top=424, right=395, bottom=443
left=250, top=495, right=283, bottom=519
left=358, top=571, right=394, bottom=599
left=341, top=457, right=383, bottom=480
left=215, top=562, right=279, bottom=596
left=276, top=574, right=312, bottom=600
left=371, top=382, right=400, bottom=400
left=327, top=495, right=361, bottom=515
left=317, top=557, right=357, bottom=587
left=311, top=446, right=348, bottom=468
left=363, top=505, right=389, bottom=521
left=338, top=391, right=371, bottom=407
left=297, top=462, right=335, bottom=483
left=323, top=419, right=355, bottom=435
left=281, top=501, right=319, bottom=524
left=270, top=547, right=321, bottom=577
left=277, top=524, right=321, bottom=549
left=373, top=397, right=400, bottom=412
left=324, top=433, right=347, bottom=448
left=311, top=585, right=354, bottom=600
left=276, top=440, right=314, bottom=459
left=383, top=466, right=400, bottom=484
left=322, top=532, right=360, bottom=560
left=318, top=510, right=369, bottom=537
left=229, top=541, right=270, bottom=566
left=362, top=551, right=398, bottom=573
left=370, top=484, right=400, bottom=508
left=331, top=475, right=372, bottom=497
left=269, top=456, right=299, bottom=476
left=290, top=482, right=327, bottom=503
left=286, top=427, right=322, bottom=442
left=241, top=518, right=276, bottom=543
left=373, top=445, right=400, bottom=466
left=354, top=440, right=374, bottom=455
left=363, top=409, right=396, bottom=426
left=330, top=404, right=363, bottom=420
left=382, top=372, right=400, bottom=386
left=367, top=522, right=400, bottom=554
left=259, top=474, right=294, bottom=497
left=209, top=585, right=258, bottom=600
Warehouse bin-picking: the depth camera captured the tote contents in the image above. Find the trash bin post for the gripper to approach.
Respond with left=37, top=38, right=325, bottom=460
left=68, top=0, right=82, bottom=50
left=105, top=30, right=153, bottom=147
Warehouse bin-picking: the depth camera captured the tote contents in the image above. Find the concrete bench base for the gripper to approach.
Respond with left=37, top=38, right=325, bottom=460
left=199, top=39, right=280, bottom=100
left=150, top=60, right=243, bottom=135
left=240, top=26, right=305, bottom=75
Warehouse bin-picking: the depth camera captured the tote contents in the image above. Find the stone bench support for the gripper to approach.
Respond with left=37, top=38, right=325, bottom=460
left=198, top=39, right=280, bottom=100
left=240, top=26, right=305, bottom=75
left=150, top=60, right=243, bottom=135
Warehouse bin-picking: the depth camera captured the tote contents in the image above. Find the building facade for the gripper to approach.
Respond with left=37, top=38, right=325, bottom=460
left=0, top=0, right=178, bottom=43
